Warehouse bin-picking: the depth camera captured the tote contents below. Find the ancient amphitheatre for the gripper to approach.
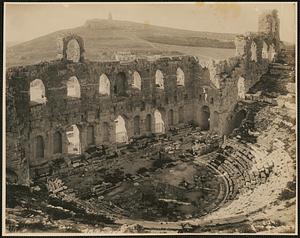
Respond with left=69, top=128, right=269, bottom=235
left=4, top=5, right=296, bottom=234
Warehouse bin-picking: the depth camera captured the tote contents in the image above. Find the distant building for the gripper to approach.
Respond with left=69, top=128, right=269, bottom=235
left=114, top=51, right=136, bottom=62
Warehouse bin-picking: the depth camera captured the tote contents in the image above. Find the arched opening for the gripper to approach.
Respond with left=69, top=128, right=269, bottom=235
left=67, top=76, right=81, bottom=98
left=268, top=44, right=276, bottom=61
left=66, top=125, right=81, bottom=155
left=262, top=41, right=268, bottom=59
left=232, top=110, right=247, bottom=130
left=66, top=39, right=80, bottom=63
left=87, top=125, right=95, bottom=146
left=251, top=41, right=257, bottom=62
left=115, top=115, right=128, bottom=143
left=200, top=106, right=210, bottom=131
left=132, top=71, right=142, bottom=90
left=168, top=109, right=174, bottom=126
left=237, top=76, right=246, bottom=99
left=155, top=70, right=164, bottom=89
left=30, top=79, right=47, bottom=104
left=154, top=109, right=165, bottom=133
left=176, top=67, right=185, bottom=86
left=178, top=106, right=184, bottom=123
left=35, top=135, right=44, bottom=159
left=99, top=74, right=110, bottom=96
left=133, top=115, right=140, bottom=135
left=145, top=114, right=152, bottom=132
left=103, top=122, right=110, bottom=142
left=114, top=72, right=128, bottom=96
left=53, top=131, right=62, bottom=154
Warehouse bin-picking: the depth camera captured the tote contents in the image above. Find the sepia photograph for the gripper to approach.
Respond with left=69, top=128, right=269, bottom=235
left=2, top=1, right=297, bottom=235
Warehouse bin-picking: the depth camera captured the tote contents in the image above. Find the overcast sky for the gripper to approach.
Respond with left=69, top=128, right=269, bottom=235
left=5, top=2, right=296, bottom=44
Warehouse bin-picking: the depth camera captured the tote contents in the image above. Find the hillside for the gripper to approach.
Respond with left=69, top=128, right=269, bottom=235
left=6, top=19, right=237, bottom=67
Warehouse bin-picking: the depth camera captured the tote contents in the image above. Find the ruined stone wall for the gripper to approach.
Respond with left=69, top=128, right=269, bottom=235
left=5, top=10, right=281, bottom=185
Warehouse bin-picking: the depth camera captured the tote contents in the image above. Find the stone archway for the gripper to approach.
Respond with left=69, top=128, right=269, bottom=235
left=154, top=109, right=165, bottom=133
left=155, top=70, right=164, bottom=89
left=67, top=76, right=81, bottom=98
left=66, top=39, right=80, bottom=62
left=132, top=71, right=142, bottom=90
left=133, top=115, right=140, bottom=136
left=176, top=67, right=185, bottom=86
left=66, top=125, right=81, bottom=155
left=30, top=79, right=47, bottom=104
left=115, top=115, right=128, bottom=143
left=200, top=106, right=210, bottom=130
left=99, top=74, right=110, bottom=96
left=53, top=131, right=62, bottom=154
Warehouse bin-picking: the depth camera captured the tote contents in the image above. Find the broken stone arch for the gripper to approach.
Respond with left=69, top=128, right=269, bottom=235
left=30, top=79, right=47, bottom=104
left=99, top=74, right=111, bottom=96
left=62, top=35, right=85, bottom=63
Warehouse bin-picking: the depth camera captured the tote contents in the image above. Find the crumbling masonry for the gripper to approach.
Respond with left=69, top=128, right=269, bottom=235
left=6, top=10, right=281, bottom=185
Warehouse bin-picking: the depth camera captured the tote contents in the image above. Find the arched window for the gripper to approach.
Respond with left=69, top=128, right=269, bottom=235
left=66, top=125, right=81, bottom=154
left=66, top=39, right=80, bottom=63
left=237, top=76, right=245, bottom=99
left=35, top=135, right=44, bottom=159
left=251, top=42, right=257, bottom=62
left=133, top=115, right=140, bottom=135
left=132, top=71, right=142, bottom=90
left=200, top=106, right=210, bottom=131
left=178, top=106, right=184, bottom=123
left=30, top=79, right=47, bottom=104
left=268, top=44, right=276, bottom=61
left=87, top=125, right=95, bottom=145
left=115, top=115, right=128, bottom=143
left=145, top=114, right=152, bottom=132
left=154, top=109, right=165, bottom=133
left=155, top=70, right=164, bottom=89
left=99, top=74, right=110, bottom=96
left=262, top=41, right=268, bottom=59
left=67, top=76, right=81, bottom=98
left=114, top=72, right=128, bottom=96
left=176, top=67, right=185, bottom=86
left=53, top=131, right=62, bottom=154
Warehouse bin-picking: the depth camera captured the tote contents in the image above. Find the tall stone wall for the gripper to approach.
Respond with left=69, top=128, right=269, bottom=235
left=5, top=10, right=281, bottom=185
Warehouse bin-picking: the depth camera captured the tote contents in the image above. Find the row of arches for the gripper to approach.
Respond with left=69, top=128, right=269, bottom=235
left=250, top=41, right=276, bottom=62
left=33, top=107, right=189, bottom=159
left=30, top=68, right=186, bottom=104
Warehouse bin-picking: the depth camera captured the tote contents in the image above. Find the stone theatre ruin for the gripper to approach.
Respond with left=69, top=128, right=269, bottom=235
left=5, top=10, right=296, bottom=233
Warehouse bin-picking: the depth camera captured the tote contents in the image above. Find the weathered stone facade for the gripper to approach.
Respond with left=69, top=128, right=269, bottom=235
left=6, top=10, right=281, bottom=185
